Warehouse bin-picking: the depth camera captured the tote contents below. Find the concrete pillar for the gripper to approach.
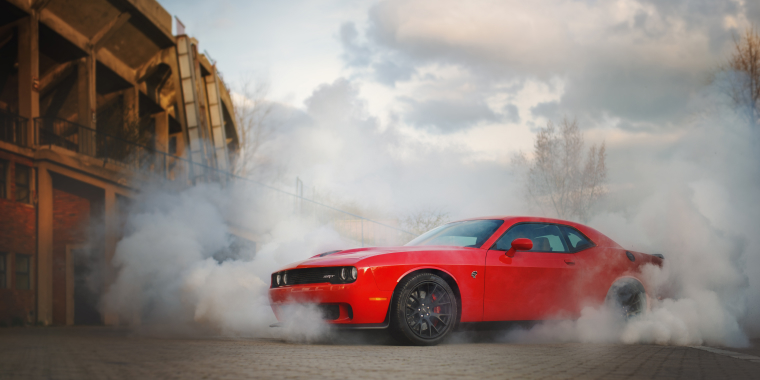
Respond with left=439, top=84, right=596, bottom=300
left=163, top=49, right=187, bottom=151
left=17, top=14, right=39, bottom=144
left=77, top=55, right=96, bottom=129
left=154, top=111, right=169, bottom=175
left=191, top=45, right=213, bottom=168
left=102, top=188, right=119, bottom=326
left=36, top=166, right=53, bottom=325
left=77, top=54, right=96, bottom=156
left=123, top=86, right=139, bottom=127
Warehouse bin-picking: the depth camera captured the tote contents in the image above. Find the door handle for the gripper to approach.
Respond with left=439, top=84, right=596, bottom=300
left=564, top=258, right=576, bottom=266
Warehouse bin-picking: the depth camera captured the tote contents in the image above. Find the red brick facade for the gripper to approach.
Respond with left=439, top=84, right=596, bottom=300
left=0, top=151, right=37, bottom=325
left=52, top=189, right=90, bottom=325
left=1, top=150, right=93, bottom=326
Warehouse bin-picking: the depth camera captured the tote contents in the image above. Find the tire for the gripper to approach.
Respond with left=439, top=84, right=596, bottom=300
left=605, top=279, right=647, bottom=319
left=389, top=272, right=458, bottom=346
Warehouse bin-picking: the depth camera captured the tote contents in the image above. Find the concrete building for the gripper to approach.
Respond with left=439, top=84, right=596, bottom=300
left=0, top=0, right=240, bottom=326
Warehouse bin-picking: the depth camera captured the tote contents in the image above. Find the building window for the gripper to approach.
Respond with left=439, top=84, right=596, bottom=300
left=169, top=135, right=177, bottom=155
left=15, top=254, right=30, bottom=290
left=0, top=252, right=7, bottom=289
left=15, top=164, right=30, bottom=203
left=0, top=159, right=7, bottom=199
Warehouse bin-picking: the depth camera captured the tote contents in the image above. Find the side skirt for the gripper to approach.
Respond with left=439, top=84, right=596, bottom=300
left=456, top=320, right=540, bottom=332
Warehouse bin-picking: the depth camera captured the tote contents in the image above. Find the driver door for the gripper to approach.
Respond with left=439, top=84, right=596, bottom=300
left=483, top=223, right=578, bottom=321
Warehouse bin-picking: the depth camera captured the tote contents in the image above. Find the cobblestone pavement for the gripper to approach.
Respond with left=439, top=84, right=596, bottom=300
left=0, top=327, right=758, bottom=380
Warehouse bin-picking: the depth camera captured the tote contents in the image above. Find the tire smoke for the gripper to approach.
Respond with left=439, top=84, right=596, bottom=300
left=500, top=78, right=760, bottom=348
left=102, top=182, right=345, bottom=340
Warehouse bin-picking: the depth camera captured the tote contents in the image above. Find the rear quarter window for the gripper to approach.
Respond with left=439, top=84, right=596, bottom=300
left=560, top=226, right=595, bottom=251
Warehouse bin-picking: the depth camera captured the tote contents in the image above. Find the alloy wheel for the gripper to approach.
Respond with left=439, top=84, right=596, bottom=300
left=403, top=281, right=454, bottom=339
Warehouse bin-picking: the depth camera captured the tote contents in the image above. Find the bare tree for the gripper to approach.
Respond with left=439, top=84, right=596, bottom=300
left=517, top=118, right=607, bottom=222
left=723, top=26, right=760, bottom=127
left=400, top=207, right=451, bottom=236
left=232, top=77, right=279, bottom=178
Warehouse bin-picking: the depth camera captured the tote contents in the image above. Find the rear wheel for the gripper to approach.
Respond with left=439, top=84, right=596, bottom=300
left=390, top=272, right=458, bottom=346
left=605, top=279, right=647, bottom=319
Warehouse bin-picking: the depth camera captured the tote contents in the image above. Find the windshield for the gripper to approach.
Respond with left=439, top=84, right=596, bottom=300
left=405, top=219, right=504, bottom=248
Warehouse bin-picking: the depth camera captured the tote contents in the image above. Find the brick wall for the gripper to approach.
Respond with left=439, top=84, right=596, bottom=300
left=52, top=188, right=90, bottom=325
left=0, top=151, right=36, bottom=325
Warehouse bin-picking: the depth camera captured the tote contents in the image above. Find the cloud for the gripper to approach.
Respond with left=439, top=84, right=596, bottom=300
left=339, top=22, right=372, bottom=67
left=530, top=101, right=560, bottom=120
left=339, top=0, right=758, bottom=129
left=399, top=96, right=499, bottom=133
left=502, top=104, right=520, bottom=124
left=372, top=60, right=416, bottom=86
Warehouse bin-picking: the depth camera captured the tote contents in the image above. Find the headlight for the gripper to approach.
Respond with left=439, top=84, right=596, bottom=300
left=350, top=267, right=358, bottom=280
left=283, top=273, right=288, bottom=285
left=276, top=274, right=281, bottom=285
left=340, top=267, right=347, bottom=280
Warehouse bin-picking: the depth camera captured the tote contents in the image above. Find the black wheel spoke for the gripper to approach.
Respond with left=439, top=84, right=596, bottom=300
left=403, top=280, right=454, bottom=340
left=431, top=284, right=440, bottom=300
left=433, top=298, right=450, bottom=307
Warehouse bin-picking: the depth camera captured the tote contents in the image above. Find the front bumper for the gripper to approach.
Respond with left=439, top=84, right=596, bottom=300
left=268, top=267, right=393, bottom=325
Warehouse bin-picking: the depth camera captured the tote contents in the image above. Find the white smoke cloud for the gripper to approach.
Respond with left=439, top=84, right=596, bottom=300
left=500, top=75, right=760, bottom=348
left=102, top=181, right=351, bottom=340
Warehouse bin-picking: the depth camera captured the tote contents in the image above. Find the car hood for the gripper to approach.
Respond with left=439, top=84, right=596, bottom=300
left=275, top=245, right=472, bottom=271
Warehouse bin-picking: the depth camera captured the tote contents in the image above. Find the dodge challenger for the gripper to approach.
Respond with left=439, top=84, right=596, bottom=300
left=269, top=216, right=663, bottom=345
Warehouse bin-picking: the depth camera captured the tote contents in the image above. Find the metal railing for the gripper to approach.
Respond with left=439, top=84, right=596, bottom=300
left=30, top=116, right=416, bottom=246
left=35, top=117, right=191, bottom=180
left=0, top=110, right=30, bottom=148
left=35, top=117, right=96, bottom=155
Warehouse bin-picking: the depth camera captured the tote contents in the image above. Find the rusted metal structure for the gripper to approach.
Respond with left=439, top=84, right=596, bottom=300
left=0, top=0, right=240, bottom=326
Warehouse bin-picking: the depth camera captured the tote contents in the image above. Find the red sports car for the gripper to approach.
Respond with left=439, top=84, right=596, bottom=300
left=269, top=216, right=663, bottom=345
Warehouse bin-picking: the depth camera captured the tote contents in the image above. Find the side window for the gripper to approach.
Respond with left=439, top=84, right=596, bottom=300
left=494, top=223, right=568, bottom=252
left=15, top=164, right=31, bottom=204
left=15, top=254, right=30, bottom=290
left=0, top=252, right=6, bottom=289
left=560, top=226, right=594, bottom=252
left=0, top=159, right=7, bottom=199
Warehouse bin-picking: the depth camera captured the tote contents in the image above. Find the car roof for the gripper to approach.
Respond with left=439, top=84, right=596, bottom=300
left=448, top=215, right=622, bottom=248
left=452, top=215, right=576, bottom=225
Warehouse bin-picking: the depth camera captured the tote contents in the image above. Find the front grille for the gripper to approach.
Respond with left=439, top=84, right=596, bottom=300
left=271, top=267, right=356, bottom=288
left=289, top=267, right=341, bottom=285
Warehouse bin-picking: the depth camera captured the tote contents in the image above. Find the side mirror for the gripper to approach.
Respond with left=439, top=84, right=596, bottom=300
left=506, top=238, right=532, bottom=257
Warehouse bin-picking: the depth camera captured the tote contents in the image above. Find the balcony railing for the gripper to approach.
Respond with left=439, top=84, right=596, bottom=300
left=35, top=117, right=96, bottom=155
left=32, top=117, right=238, bottom=184
left=0, top=110, right=31, bottom=148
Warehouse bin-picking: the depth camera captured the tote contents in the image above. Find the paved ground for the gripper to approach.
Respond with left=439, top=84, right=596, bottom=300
left=0, top=327, right=758, bottom=379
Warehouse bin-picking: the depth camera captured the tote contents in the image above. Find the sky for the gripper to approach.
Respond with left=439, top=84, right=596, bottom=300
left=157, top=0, right=760, bottom=216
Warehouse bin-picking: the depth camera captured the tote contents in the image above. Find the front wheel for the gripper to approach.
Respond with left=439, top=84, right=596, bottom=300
left=389, top=272, right=458, bottom=346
